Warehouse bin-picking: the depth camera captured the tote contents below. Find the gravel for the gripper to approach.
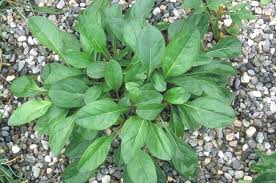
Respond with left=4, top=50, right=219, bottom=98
left=0, top=0, right=275, bottom=182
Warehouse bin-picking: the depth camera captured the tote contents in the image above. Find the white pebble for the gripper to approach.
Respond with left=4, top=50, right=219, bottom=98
left=246, top=126, right=256, bottom=138
left=152, top=7, right=160, bottom=15
left=12, top=145, right=20, bottom=154
left=27, top=36, right=34, bottom=45
left=218, top=151, right=224, bottom=158
left=30, top=144, right=38, bottom=150
left=32, top=166, right=40, bottom=178
left=46, top=168, right=53, bottom=174
left=250, top=1, right=259, bottom=7
left=248, top=39, right=254, bottom=46
left=17, top=36, right=27, bottom=42
left=6, top=75, right=15, bottom=82
left=56, top=0, right=65, bottom=9
left=241, top=73, right=251, bottom=83
left=270, top=102, right=276, bottom=113
left=249, top=91, right=262, bottom=98
left=44, top=155, right=52, bottom=163
left=224, top=18, right=232, bottom=27
left=101, top=175, right=111, bottom=183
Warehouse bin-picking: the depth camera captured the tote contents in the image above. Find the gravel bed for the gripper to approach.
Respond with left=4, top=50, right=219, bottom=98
left=0, top=0, right=275, bottom=182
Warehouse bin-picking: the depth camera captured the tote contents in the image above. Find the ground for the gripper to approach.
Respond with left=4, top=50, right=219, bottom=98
left=0, top=0, right=275, bottom=183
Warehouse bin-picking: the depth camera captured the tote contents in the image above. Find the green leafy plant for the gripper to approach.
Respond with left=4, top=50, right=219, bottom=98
left=182, top=0, right=255, bottom=39
left=8, top=0, right=244, bottom=182
left=0, top=157, right=23, bottom=183
left=249, top=150, right=276, bottom=183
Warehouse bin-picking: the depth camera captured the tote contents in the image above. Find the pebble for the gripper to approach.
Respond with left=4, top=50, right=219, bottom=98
left=12, top=145, right=20, bottom=154
left=241, top=73, right=251, bottom=83
left=232, top=160, right=241, bottom=170
left=6, top=75, right=15, bottom=82
left=256, top=132, right=265, bottom=143
left=226, top=133, right=235, bottom=141
left=101, top=175, right=111, bottom=183
left=235, top=171, right=244, bottom=179
left=250, top=1, right=259, bottom=7
left=56, top=0, right=65, bottom=9
left=246, top=127, right=257, bottom=138
left=249, top=91, right=262, bottom=98
left=32, top=166, right=41, bottom=178
left=17, top=36, right=27, bottom=42
left=224, top=19, right=232, bottom=27
left=153, top=7, right=161, bottom=15
left=44, top=155, right=51, bottom=163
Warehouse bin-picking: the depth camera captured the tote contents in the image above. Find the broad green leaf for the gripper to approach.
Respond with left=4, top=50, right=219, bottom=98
left=79, top=135, right=113, bottom=172
left=8, top=100, right=52, bottom=126
left=207, top=0, right=229, bottom=10
left=127, top=150, right=157, bottom=183
left=49, top=115, right=74, bottom=156
left=113, top=147, right=124, bottom=166
left=253, top=172, right=276, bottom=183
left=41, top=63, right=83, bottom=85
left=178, top=105, right=201, bottom=130
left=76, top=99, right=127, bottom=130
left=164, top=87, right=190, bottom=104
left=193, top=53, right=212, bottom=67
left=124, top=20, right=142, bottom=51
left=120, top=116, right=148, bottom=163
left=80, top=35, right=93, bottom=55
left=162, top=29, right=201, bottom=77
left=137, top=24, right=165, bottom=76
left=146, top=123, right=172, bottom=160
left=250, top=150, right=276, bottom=173
left=136, top=104, right=164, bottom=121
left=10, top=76, right=46, bottom=97
left=153, top=161, right=167, bottom=183
left=127, top=0, right=155, bottom=23
left=206, top=38, right=241, bottom=59
left=65, top=128, right=97, bottom=160
left=123, top=167, right=133, bottom=183
left=151, top=71, right=166, bottom=92
left=48, top=78, right=88, bottom=108
left=168, top=107, right=184, bottom=137
left=125, top=61, right=146, bottom=83
left=63, top=51, right=92, bottom=68
left=260, top=0, right=271, bottom=5
left=76, top=6, right=106, bottom=53
left=182, top=0, right=203, bottom=11
left=168, top=14, right=208, bottom=40
left=189, top=61, right=236, bottom=76
left=104, top=60, right=123, bottom=91
left=63, top=161, right=95, bottom=183
left=28, top=16, right=63, bottom=56
left=119, top=96, right=131, bottom=107
left=62, top=31, right=81, bottom=52
left=87, top=61, right=106, bottom=79
left=169, top=76, right=233, bottom=104
left=104, top=4, right=125, bottom=42
left=183, top=97, right=235, bottom=128
left=84, top=85, right=102, bottom=104
left=35, top=105, right=68, bottom=134
left=168, top=132, right=198, bottom=179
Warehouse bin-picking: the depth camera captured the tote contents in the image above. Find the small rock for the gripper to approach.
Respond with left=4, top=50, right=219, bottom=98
left=249, top=91, right=262, bottom=98
left=17, top=36, right=27, bottom=42
left=270, top=102, right=276, bottom=113
left=56, top=0, right=65, bottom=9
left=6, top=75, right=15, bottom=82
left=263, top=40, right=271, bottom=52
left=30, top=144, right=38, bottom=150
left=224, top=18, right=232, bottom=27
left=12, top=145, right=20, bottom=154
left=246, top=126, right=256, bottom=138
left=46, top=168, right=53, bottom=174
left=244, top=176, right=252, bottom=181
left=101, top=175, right=111, bottom=183
left=234, top=120, right=242, bottom=128
left=256, top=132, right=264, bottom=143
left=152, top=7, right=160, bottom=15
left=235, top=171, right=244, bottom=179
left=226, top=133, right=235, bottom=141
left=250, top=1, right=259, bottom=7
left=32, top=166, right=40, bottom=178
left=248, top=39, right=254, bottom=46
left=44, top=155, right=51, bottom=163
left=232, top=160, right=241, bottom=170
left=241, top=73, right=251, bottom=83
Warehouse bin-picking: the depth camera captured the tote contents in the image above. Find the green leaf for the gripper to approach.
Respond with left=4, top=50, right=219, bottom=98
left=207, top=0, right=229, bottom=10
left=113, top=147, right=124, bottom=166
left=260, top=0, right=271, bottom=5
left=84, top=85, right=102, bottom=104
left=162, top=29, right=201, bottom=77
left=123, top=20, right=142, bottom=51
left=169, top=76, right=233, bottom=104
left=63, top=51, right=92, bottom=68
left=182, top=0, right=203, bottom=11
left=63, top=161, right=95, bottom=183
left=137, top=24, right=165, bottom=76
left=127, top=0, right=155, bottom=23
left=28, top=16, right=64, bottom=56
left=153, top=161, right=167, bottom=183
left=8, top=100, right=52, bottom=126
left=136, top=104, right=164, bottom=121
left=41, top=63, right=83, bottom=85
left=164, top=87, right=190, bottom=104
left=123, top=167, right=133, bottom=183
left=127, top=150, right=157, bottom=183
left=190, top=61, right=236, bottom=76
left=183, top=97, right=235, bottom=128
left=151, top=71, right=166, bottom=92
left=193, top=53, right=212, bottom=67
left=250, top=150, right=276, bottom=173
left=48, top=78, right=88, bottom=108
left=120, top=116, right=148, bottom=163
left=49, top=115, right=75, bottom=156
left=146, top=123, right=172, bottom=160
left=76, top=3, right=107, bottom=53
left=78, top=135, right=113, bottom=172
left=168, top=132, right=198, bottom=179
left=35, top=105, right=68, bottom=134
left=87, top=61, right=106, bottom=79
left=178, top=105, right=201, bottom=130
left=253, top=172, right=276, bottom=183
left=10, top=76, right=46, bottom=97
left=168, top=107, right=184, bottom=137
left=65, top=128, right=97, bottom=160
left=62, top=31, right=81, bottom=52
left=104, top=60, right=123, bottom=91
left=206, top=38, right=241, bottom=59
left=104, top=4, right=125, bottom=42
left=125, top=61, right=146, bottom=83
left=76, top=99, right=127, bottom=130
